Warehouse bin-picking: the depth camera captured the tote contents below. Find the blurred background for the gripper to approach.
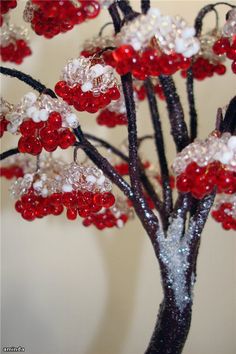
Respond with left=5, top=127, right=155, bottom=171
left=1, top=1, right=236, bottom=353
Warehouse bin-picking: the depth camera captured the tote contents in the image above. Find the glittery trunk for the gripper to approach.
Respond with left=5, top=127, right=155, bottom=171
left=145, top=298, right=192, bottom=354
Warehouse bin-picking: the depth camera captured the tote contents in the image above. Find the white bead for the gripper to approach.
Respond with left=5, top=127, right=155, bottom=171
left=97, top=175, right=105, bottom=185
left=24, top=92, right=37, bottom=105
left=7, top=123, right=18, bottom=134
left=191, top=41, right=200, bottom=55
left=24, top=173, right=34, bottom=182
left=39, top=109, right=49, bottom=121
left=41, top=188, right=49, bottom=197
left=218, top=150, right=234, bottom=164
left=132, top=39, right=142, bottom=51
left=81, top=81, right=93, bottom=92
left=26, top=106, right=37, bottom=117
left=227, top=136, right=236, bottom=151
left=182, top=27, right=195, bottom=39
left=62, top=184, right=73, bottom=192
left=90, top=64, right=104, bottom=78
left=86, top=175, right=97, bottom=184
left=32, top=110, right=41, bottom=122
left=33, top=180, right=43, bottom=189
left=148, top=8, right=161, bottom=18
left=183, top=47, right=195, bottom=58
left=65, top=113, right=78, bottom=128
left=41, top=174, right=47, bottom=181
left=175, top=38, right=186, bottom=53
left=116, top=219, right=124, bottom=228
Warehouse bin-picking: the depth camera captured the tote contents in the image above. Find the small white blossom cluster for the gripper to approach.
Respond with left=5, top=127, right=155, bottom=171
left=0, top=23, right=30, bottom=47
left=61, top=162, right=112, bottom=193
left=61, top=56, right=118, bottom=95
left=222, top=8, right=236, bottom=37
left=115, top=8, right=200, bottom=57
left=172, top=133, right=236, bottom=175
left=4, top=92, right=80, bottom=134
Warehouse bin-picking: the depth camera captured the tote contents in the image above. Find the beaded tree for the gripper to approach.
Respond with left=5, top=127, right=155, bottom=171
left=1, top=1, right=236, bottom=353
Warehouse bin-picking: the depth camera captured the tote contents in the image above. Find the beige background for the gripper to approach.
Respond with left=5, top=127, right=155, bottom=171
left=1, top=1, right=236, bottom=354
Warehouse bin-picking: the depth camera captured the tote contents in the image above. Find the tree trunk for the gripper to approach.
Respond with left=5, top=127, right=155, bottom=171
left=145, top=298, right=192, bottom=354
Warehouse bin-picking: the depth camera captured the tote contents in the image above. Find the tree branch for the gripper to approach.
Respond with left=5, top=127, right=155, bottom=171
left=159, top=75, right=190, bottom=152
left=108, top=2, right=122, bottom=33
left=0, top=148, right=19, bottom=161
left=145, top=78, right=173, bottom=222
left=186, top=69, right=198, bottom=142
left=141, top=0, right=150, bottom=14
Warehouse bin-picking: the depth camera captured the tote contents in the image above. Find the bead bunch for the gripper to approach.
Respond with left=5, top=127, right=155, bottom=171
left=5, top=92, right=78, bottom=155
left=23, top=0, right=100, bottom=38
left=0, top=97, right=13, bottom=137
left=0, top=23, right=31, bottom=64
left=0, top=0, right=17, bottom=26
left=83, top=197, right=133, bottom=230
left=173, top=133, right=236, bottom=199
left=112, top=8, right=199, bottom=79
left=96, top=90, right=138, bottom=127
left=55, top=56, right=120, bottom=113
left=212, top=194, right=236, bottom=230
left=80, top=35, right=116, bottom=67
left=181, top=32, right=227, bottom=80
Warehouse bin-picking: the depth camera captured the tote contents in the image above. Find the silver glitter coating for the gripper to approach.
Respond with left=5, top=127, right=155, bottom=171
left=157, top=216, right=195, bottom=312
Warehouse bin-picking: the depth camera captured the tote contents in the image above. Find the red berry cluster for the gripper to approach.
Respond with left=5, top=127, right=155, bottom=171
left=96, top=109, right=127, bottom=127
left=181, top=56, right=227, bottom=80
left=0, top=116, right=9, bottom=137
left=176, top=162, right=236, bottom=199
left=0, top=0, right=17, bottom=26
left=18, top=112, right=76, bottom=155
left=0, top=39, right=31, bottom=64
left=0, top=165, right=23, bottom=179
left=134, top=82, right=165, bottom=101
left=81, top=48, right=116, bottom=67
left=55, top=81, right=120, bottom=114
left=15, top=188, right=116, bottom=222
left=29, top=0, right=100, bottom=38
left=112, top=45, right=191, bottom=80
left=83, top=209, right=128, bottom=230
left=213, top=37, right=236, bottom=74
left=212, top=203, right=236, bottom=231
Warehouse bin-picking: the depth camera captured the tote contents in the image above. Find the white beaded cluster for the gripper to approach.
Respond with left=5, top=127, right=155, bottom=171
left=0, top=23, right=30, bottom=47
left=82, top=35, right=115, bottom=53
left=213, top=194, right=236, bottom=219
left=4, top=92, right=80, bottom=133
left=61, top=56, right=118, bottom=96
left=61, top=162, right=112, bottom=193
left=222, top=8, right=236, bottom=37
left=199, top=31, right=226, bottom=63
left=172, top=133, right=236, bottom=175
left=115, top=8, right=200, bottom=58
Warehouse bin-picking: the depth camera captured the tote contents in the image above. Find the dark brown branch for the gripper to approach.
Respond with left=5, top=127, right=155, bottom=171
left=159, top=75, right=190, bottom=152
left=145, top=78, right=173, bottom=221
left=186, top=69, right=198, bottom=142
left=141, top=0, right=150, bottom=14
left=220, top=96, right=236, bottom=134
left=108, top=2, right=122, bottom=33
left=117, top=0, right=140, bottom=21
left=0, top=148, right=19, bottom=161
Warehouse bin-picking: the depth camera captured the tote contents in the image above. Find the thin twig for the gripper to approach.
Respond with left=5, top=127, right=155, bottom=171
left=0, top=148, right=19, bottom=161
left=186, top=69, right=198, bottom=142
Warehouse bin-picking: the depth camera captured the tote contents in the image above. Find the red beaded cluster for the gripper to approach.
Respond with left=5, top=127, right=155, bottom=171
left=112, top=45, right=191, bottom=80
left=212, top=202, right=236, bottom=230
left=81, top=48, right=116, bottom=67
left=15, top=188, right=115, bottom=222
left=0, top=116, right=9, bottom=137
left=134, top=82, right=165, bottom=101
left=176, top=162, right=236, bottom=199
left=0, top=39, right=31, bottom=64
left=96, top=109, right=127, bottom=127
left=83, top=209, right=128, bottom=230
left=0, top=0, right=17, bottom=26
left=55, top=80, right=120, bottom=114
left=213, top=37, right=236, bottom=74
left=28, top=0, right=100, bottom=38
left=181, top=56, right=227, bottom=80
left=0, top=165, right=23, bottom=179
left=18, top=112, right=75, bottom=155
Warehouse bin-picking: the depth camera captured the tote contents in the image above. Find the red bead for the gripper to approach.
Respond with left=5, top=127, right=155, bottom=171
left=176, top=173, right=192, bottom=193
left=21, top=209, right=36, bottom=221
left=113, top=45, right=136, bottom=62
left=66, top=208, right=77, bottom=220
left=19, top=120, right=37, bottom=136
left=47, top=111, right=62, bottom=129
left=212, top=38, right=231, bottom=55
left=231, top=60, right=236, bottom=74
left=59, top=129, right=76, bottom=149
left=101, top=192, right=115, bottom=208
